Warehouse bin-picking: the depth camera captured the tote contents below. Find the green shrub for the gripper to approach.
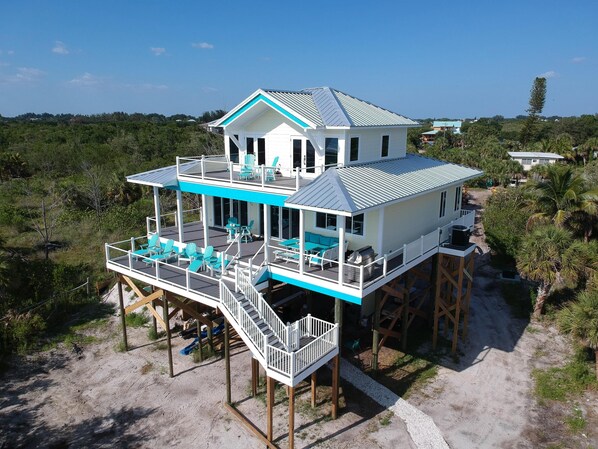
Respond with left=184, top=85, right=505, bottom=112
left=125, top=312, right=149, bottom=328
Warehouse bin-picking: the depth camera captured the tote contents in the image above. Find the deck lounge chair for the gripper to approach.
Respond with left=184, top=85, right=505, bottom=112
left=144, top=239, right=176, bottom=264
left=188, top=258, right=204, bottom=273
left=132, top=234, right=160, bottom=259
left=206, top=253, right=231, bottom=275
left=239, top=154, right=256, bottom=180
left=265, top=156, right=279, bottom=182
left=201, top=246, right=218, bottom=266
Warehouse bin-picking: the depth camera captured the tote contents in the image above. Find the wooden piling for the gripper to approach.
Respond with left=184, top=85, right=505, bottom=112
left=331, top=355, right=339, bottom=419
left=117, top=280, right=128, bottom=351
left=162, top=296, right=173, bottom=378
left=310, top=372, right=317, bottom=408
left=288, top=386, right=295, bottom=449
left=266, top=376, right=274, bottom=442
left=225, top=319, right=231, bottom=405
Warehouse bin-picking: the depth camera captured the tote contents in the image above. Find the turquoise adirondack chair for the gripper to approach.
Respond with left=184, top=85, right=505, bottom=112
left=239, top=154, right=256, bottom=180
left=144, top=239, right=176, bottom=264
left=265, top=156, right=279, bottom=182
left=132, top=234, right=161, bottom=259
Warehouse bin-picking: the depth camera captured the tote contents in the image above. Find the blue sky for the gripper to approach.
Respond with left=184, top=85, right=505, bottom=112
left=1, top=0, right=596, bottom=118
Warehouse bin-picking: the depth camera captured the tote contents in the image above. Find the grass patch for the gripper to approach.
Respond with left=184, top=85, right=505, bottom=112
left=153, top=342, right=168, bottom=351
left=501, top=283, right=533, bottom=319
left=533, top=349, right=597, bottom=402
left=379, top=411, right=393, bottom=426
left=191, top=344, right=216, bottom=363
left=565, top=405, right=586, bottom=432
left=147, top=327, right=160, bottom=341
left=114, top=341, right=127, bottom=352
left=125, top=312, right=149, bottom=328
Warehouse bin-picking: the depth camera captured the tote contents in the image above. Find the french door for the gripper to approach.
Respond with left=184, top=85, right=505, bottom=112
left=213, top=197, right=248, bottom=227
left=292, top=138, right=315, bottom=174
left=270, top=206, right=299, bottom=239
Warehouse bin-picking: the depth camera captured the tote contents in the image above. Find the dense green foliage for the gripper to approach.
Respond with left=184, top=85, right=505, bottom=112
left=0, top=113, right=224, bottom=357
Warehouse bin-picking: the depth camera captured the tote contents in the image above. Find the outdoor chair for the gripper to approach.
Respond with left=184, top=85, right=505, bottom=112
left=240, top=220, right=254, bottom=243
left=179, top=242, right=201, bottom=264
left=265, top=156, right=279, bottom=182
left=239, top=154, right=256, bottom=180
left=144, top=239, right=176, bottom=264
left=206, top=253, right=231, bottom=275
left=201, top=246, right=218, bottom=267
left=132, top=234, right=160, bottom=259
left=188, top=258, right=204, bottom=273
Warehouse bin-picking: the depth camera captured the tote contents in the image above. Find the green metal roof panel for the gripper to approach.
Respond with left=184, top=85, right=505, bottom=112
left=286, top=155, right=482, bottom=213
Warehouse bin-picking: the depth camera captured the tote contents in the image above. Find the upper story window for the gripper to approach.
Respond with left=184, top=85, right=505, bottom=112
left=350, top=137, right=359, bottom=162
left=229, top=135, right=239, bottom=163
left=454, top=186, right=461, bottom=211
left=439, top=191, right=447, bottom=218
left=325, top=138, right=338, bottom=169
left=316, top=212, right=337, bottom=230
left=381, top=135, right=389, bottom=157
left=346, top=213, right=364, bottom=235
left=246, top=137, right=254, bottom=155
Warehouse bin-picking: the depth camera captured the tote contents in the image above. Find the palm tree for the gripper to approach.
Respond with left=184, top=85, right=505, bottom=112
left=517, top=226, right=592, bottom=318
left=526, top=165, right=598, bottom=237
left=579, top=137, right=598, bottom=166
left=559, top=289, right=598, bottom=378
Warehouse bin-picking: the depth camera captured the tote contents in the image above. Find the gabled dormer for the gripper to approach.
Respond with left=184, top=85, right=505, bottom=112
left=211, top=87, right=419, bottom=176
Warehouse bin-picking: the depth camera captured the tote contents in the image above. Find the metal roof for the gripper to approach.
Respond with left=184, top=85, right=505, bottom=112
left=508, top=152, right=564, bottom=159
left=285, top=154, right=482, bottom=214
left=126, top=163, right=186, bottom=187
left=433, top=120, right=462, bottom=128
left=213, top=87, right=419, bottom=129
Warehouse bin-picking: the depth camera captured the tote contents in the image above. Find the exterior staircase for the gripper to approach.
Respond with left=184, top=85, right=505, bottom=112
left=218, top=269, right=339, bottom=387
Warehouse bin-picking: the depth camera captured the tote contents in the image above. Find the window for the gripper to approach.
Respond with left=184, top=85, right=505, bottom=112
left=246, top=137, right=254, bottom=155
left=381, top=135, right=389, bottom=157
left=324, top=138, right=338, bottom=169
left=350, top=137, right=359, bottom=162
left=257, top=137, right=266, bottom=165
left=346, top=213, right=364, bottom=235
left=229, top=134, right=239, bottom=163
left=439, top=191, right=447, bottom=218
left=316, top=212, right=337, bottom=230
left=521, top=158, right=532, bottom=165
left=454, top=186, right=461, bottom=211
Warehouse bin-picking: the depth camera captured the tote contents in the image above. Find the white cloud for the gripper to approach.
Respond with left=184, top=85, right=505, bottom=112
left=202, top=86, right=218, bottom=93
left=52, top=41, right=69, bottom=55
left=571, top=56, right=587, bottom=64
left=0, top=67, right=45, bottom=84
left=150, top=47, right=166, bottom=56
left=192, top=42, right=214, bottom=49
left=68, top=72, right=101, bottom=86
left=131, top=82, right=168, bottom=91
left=538, top=70, right=558, bottom=79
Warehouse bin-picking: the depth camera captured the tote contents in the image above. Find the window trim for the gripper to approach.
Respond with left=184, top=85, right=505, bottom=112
left=381, top=135, right=390, bottom=158
left=454, top=186, right=461, bottom=211
left=315, top=212, right=338, bottom=231
left=349, top=136, right=360, bottom=162
left=346, top=213, right=365, bottom=236
left=439, top=190, right=447, bottom=218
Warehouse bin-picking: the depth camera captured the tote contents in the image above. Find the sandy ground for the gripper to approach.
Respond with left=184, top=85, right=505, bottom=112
left=408, top=188, right=598, bottom=448
left=0, top=305, right=415, bottom=449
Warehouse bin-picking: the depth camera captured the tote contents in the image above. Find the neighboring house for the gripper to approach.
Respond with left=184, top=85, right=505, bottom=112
left=508, top=151, right=564, bottom=171
left=421, top=120, right=462, bottom=145
left=104, top=87, right=482, bottom=438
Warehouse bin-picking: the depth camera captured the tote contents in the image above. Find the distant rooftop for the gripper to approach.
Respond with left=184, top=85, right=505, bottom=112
left=433, top=120, right=462, bottom=128
left=508, top=152, right=564, bottom=159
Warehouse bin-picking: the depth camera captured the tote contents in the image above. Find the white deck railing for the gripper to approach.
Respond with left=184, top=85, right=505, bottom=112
left=147, top=208, right=202, bottom=236
left=176, top=155, right=325, bottom=192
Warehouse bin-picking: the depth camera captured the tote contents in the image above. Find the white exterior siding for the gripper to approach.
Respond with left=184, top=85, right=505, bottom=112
left=381, top=188, right=462, bottom=255
left=344, top=127, right=407, bottom=164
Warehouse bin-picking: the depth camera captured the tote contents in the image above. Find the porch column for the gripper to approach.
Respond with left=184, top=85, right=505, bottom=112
left=264, top=205, right=270, bottom=263
left=299, top=209, right=305, bottom=276
left=153, top=186, right=162, bottom=235
left=337, top=216, right=345, bottom=285
left=202, top=194, right=209, bottom=248
left=176, top=190, right=184, bottom=243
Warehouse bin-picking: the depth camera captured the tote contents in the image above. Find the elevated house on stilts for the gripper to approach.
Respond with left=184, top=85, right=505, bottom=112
left=105, top=87, right=482, bottom=448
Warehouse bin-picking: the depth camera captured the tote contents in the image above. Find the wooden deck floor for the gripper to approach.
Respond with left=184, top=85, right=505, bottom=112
left=179, top=168, right=313, bottom=191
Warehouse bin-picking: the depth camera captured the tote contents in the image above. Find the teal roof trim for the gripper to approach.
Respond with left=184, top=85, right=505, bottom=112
left=220, top=93, right=310, bottom=128
left=178, top=181, right=288, bottom=207
left=269, top=271, right=362, bottom=304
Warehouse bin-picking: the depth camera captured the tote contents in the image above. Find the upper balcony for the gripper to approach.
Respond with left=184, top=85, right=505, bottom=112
left=176, top=155, right=339, bottom=194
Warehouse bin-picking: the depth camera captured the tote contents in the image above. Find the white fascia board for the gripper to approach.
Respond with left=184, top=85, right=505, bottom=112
left=211, top=89, right=264, bottom=127
left=284, top=203, right=353, bottom=217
